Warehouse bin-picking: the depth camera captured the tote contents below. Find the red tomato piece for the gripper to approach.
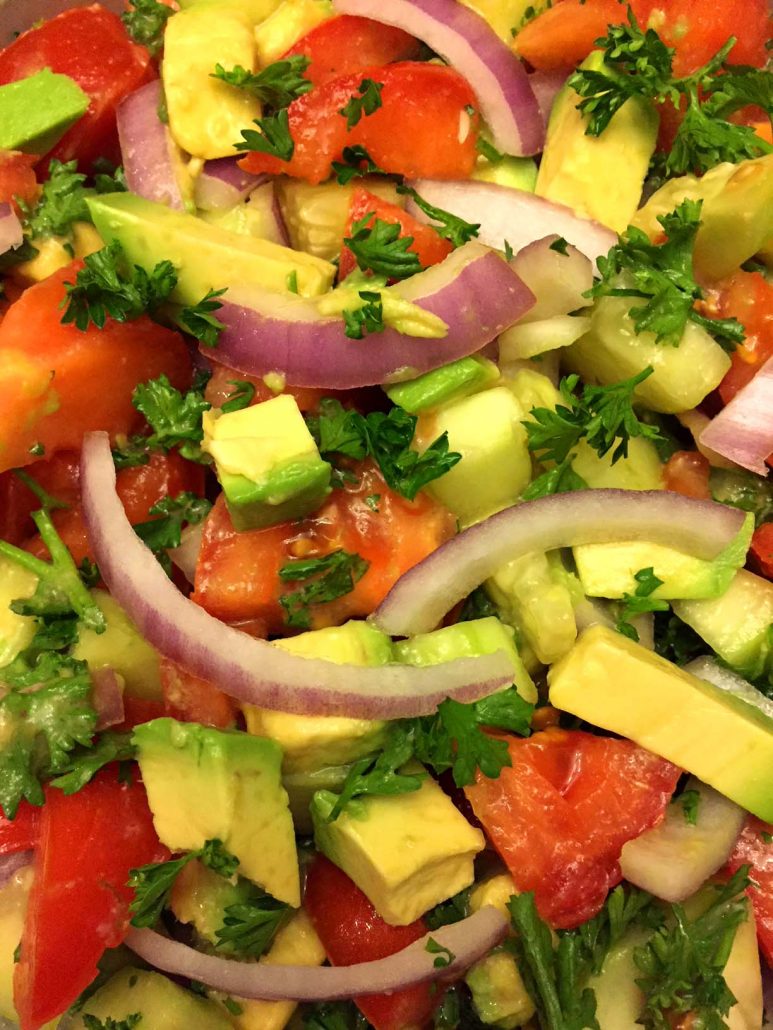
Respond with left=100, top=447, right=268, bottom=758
left=284, top=15, right=421, bottom=86
left=305, top=856, right=442, bottom=1030
left=0, top=262, right=192, bottom=474
left=750, top=523, right=773, bottom=581
left=513, top=0, right=625, bottom=71
left=118, top=696, right=166, bottom=731
left=338, top=186, right=453, bottom=281
left=239, top=62, right=479, bottom=184
left=14, top=768, right=169, bottom=1030
left=0, top=451, right=81, bottom=546
left=464, top=729, right=680, bottom=928
left=0, top=151, right=38, bottom=215
left=0, top=803, right=39, bottom=856
left=204, top=360, right=329, bottom=414
left=159, top=657, right=237, bottom=729
left=724, top=816, right=773, bottom=965
left=192, top=462, right=456, bottom=633
left=715, top=271, right=773, bottom=406
left=0, top=5, right=153, bottom=169
left=662, top=450, right=712, bottom=500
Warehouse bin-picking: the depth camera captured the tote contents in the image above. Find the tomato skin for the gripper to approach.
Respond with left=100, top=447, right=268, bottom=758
left=14, top=768, right=169, bottom=1030
left=192, top=462, right=456, bottom=632
left=0, top=6, right=153, bottom=169
left=159, top=657, right=237, bottom=728
left=662, top=450, right=712, bottom=500
left=715, top=271, right=773, bottom=406
left=284, top=15, right=421, bottom=86
left=339, top=187, right=453, bottom=281
left=724, top=816, right=773, bottom=965
left=0, top=263, right=192, bottom=475
left=0, top=803, right=39, bottom=855
left=464, top=729, right=680, bottom=928
left=750, top=523, right=773, bottom=581
left=304, top=856, right=442, bottom=1030
left=0, top=151, right=38, bottom=215
left=239, top=62, right=479, bottom=184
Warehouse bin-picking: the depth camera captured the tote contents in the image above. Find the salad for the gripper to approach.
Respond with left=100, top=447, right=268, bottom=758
left=0, top=0, right=771, bottom=1026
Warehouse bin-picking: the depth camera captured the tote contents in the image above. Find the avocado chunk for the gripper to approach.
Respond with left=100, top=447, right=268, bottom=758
left=393, top=616, right=536, bottom=703
left=203, top=394, right=331, bottom=531
left=472, top=154, right=538, bottom=192
left=466, top=952, right=536, bottom=1028
left=76, top=967, right=232, bottom=1029
left=134, top=718, right=301, bottom=906
left=632, top=155, right=773, bottom=282
left=573, top=511, right=754, bottom=602
left=255, top=0, right=333, bottom=66
left=535, top=53, right=658, bottom=234
left=170, top=857, right=253, bottom=944
left=0, top=867, right=32, bottom=1023
left=464, top=0, right=547, bottom=42
left=0, top=556, right=37, bottom=667
left=0, top=69, right=88, bottom=155
left=673, top=569, right=773, bottom=684
left=548, top=625, right=773, bottom=821
left=570, top=436, right=664, bottom=491
left=86, top=192, right=336, bottom=303
left=178, top=0, right=283, bottom=19
left=385, top=356, right=500, bottom=415
left=414, top=386, right=531, bottom=527
left=312, top=764, right=485, bottom=926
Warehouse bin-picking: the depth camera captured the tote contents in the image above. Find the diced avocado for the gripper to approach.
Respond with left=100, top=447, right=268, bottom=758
left=502, top=366, right=561, bottom=415
left=462, top=0, right=545, bottom=41
left=134, top=718, right=301, bottom=906
left=632, top=155, right=773, bottom=282
left=466, top=951, right=535, bottom=1028
left=469, top=872, right=517, bottom=919
left=573, top=511, right=754, bottom=602
left=385, top=356, right=500, bottom=415
left=312, top=764, right=485, bottom=926
left=10, top=221, right=102, bottom=286
left=535, top=53, right=658, bottom=234
left=586, top=926, right=651, bottom=1029
left=673, top=569, right=773, bottom=684
left=283, top=764, right=351, bottom=835
left=0, top=69, right=88, bottom=155
left=393, top=616, right=537, bottom=704
left=721, top=900, right=764, bottom=1030
left=87, top=192, right=335, bottom=302
left=0, top=867, right=33, bottom=1023
left=570, top=436, right=664, bottom=491
left=276, top=176, right=401, bottom=261
left=0, top=557, right=37, bottom=667
left=548, top=625, right=773, bottom=821
left=203, top=394, right=331, bottom=531
left=414, top=387, right=531, bottom=527
left=472, top=155, right=538, bottom=192
left=487, top=551, right=577, bottom=666
left=243, top=622, right=391, bottom=775
left=565, top=294, right=731, bottom=414
left=177, top=0, right=282, bottom=18
left=170, top=857, right=254, bottom=944
left=255, top=0, right=333, bottom=66
left=73, top=589, right=162, bottom=700
left=710, top=467, right=773, bottom=527
left=76, top=967, right=232, bottom=1029
left=163, top=4, right=261, bottom=159
left=200, top=183, right=286, bottom=244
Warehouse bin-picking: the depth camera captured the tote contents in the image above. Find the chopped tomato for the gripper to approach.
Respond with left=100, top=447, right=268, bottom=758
left=239, top=62, right=479, bottom=184
left=662, top=450, right=711, bottom=500
left=159, top=657, right=237, bottom=729
left=284, top=15, right=421, bottom=86
left=118, top=696, right=166, bottom=732
left=0, top=262, right=192, bottom=475
left=305, top=855, right=443, bottom=1030
left=204, top=360, right=329, bottom=414
left=513, top=0, right=624, bottom=71
left=0, top=6, right=153, bottom=169
left=338, top=187, right=453, bottom=281
left=14, top=768, right=169, bottom=1030
left=192, top=462, right=456, bottom=633
left=715, top=271, right=773, bottom=406
left=0, top=803, right=39, bottom=855
left=750, top=523, right=773, bottom=580
left=0, top=151, right=38, bottom=215
left=0, top=450, right=81, bottom=546
left=464, top=729, right=680, bottom=928
left=724, top=816, right=773, bottom=965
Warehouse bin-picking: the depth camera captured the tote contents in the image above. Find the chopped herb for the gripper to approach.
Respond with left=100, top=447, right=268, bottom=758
left=339, top=78, right=384, bottom=129
left=326, top=723, right=424, bottom=821
left=342, top=289, right=385, bottom=339
left=92, top=159, right=127, bottom=194
left=221, top=997, right=244, bottom=1016
left=215, top=886, right=290, bottom=958
left=286, top=269, right=299, bottom=294
left=28, top=442, right=45, bottom=457
left=653, top=611, right=706, bottom=666
left=121, top=0, right=172, bottom=56
left=200, top=837, right=240, bottom=878
left=301, top=1001, right=371, bottom=1030
left=679, top=788, right=701, bottom=826
left=83, top=1014, right=142, bottom=1030
left=425, top=889, right=471, bottom=930
left=503, top=240, right=514, bottom=261
left=549, top=236, right=570, bottom=256
left=397, top=185, right=480, bottom=248
left=616, top=567, right=670, bottom=642
left=344, top=215, right=422, bottom=280
left=365, top=493, right=380, bottom=511
left=760, top=831, right=773, bottom=844
left=50, top=732, right=135, bottom=795
left=476, top=136, right=503, bottom=163
left=213, top=56, right=311, bottom=108
left=221, top=380, right=256, bottom=414
left=177, top=287, right=226, bottom=349
left=236, top=109, right=295, bottom=161
left=132, top=373, right=211, bottom=463
left=331, top=145, right=390, bottom=185
left=278, top=550, right=370, bottom=629
left=425, top=937, right=455, bottom=968
left=458, top=586, right=498, bottom=623
left=21, top=159, right=89, bottom=239
left=522, top=455, right=589, bottom=500
left=133, top=492, right=212, bottom=573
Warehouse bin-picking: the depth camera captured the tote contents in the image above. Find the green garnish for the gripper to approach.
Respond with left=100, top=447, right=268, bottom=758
left=213, top=56, right=312, bottom=108
left=616, top=567, right=670, bottom=642
left=221, top=379, right=256, bottom=414
left=121, top=0, right=172, bottom=56
left=342, top=289, right=386, bottom=339
left=344, top=215, right=422, bottom=280
left=397, top=185, right=480, bottom=248
left=133, top=492, right=212, bottom=573
left=278, top=550, right=370, bottom=630
left=177, top=287, right=227, bottom=349
left=236, top=109, right=295, bottom=161
left=339, top=78, right=384, bottom=129
left=128, top=839, right=238, bottom=927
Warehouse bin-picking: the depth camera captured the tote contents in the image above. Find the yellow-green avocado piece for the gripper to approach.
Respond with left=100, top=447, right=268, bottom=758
left=0, top=69, right=88, bottom=155
left=255, top=0, right=333, bottom=66
left=548, top=625, right=773, bottom=821
left=75, top=967, right=232, bottom=1029
left=203, top=394, right=331, bottom=531
left=134, top=717, right=301, bottom=906
left=86, top=192, right=336, bottom=302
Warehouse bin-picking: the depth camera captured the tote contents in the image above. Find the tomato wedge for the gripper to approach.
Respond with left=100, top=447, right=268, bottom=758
left=716, top=270, right=773, bottom=406
left=0, top=803, right=39, bottom=856
left=465, top=729, right=680, bottom=928
left=513, top=0, right=624, bottom=71
left=725, top=816, right=773, bottom=965
left=284, top=15, right=421, bottom=86
left=239, top=62, right=479, bottom=184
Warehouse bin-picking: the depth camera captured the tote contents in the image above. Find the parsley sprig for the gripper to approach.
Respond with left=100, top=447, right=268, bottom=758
left=397, top=185, right=480, bottom=248
left=236, top=109, right=295, bottom=161
left=83, top=1014, right=142, bottom=1030
left=129, top=839, right=238, bottom=928
left=132, top=373, right=211, bottom=463
left=278, top=550, right=370, bottom=630
left=133, top=492, right=212, bottom=574
left=616, top=567, right=669, bottom=642
left=342, top=289, right=385, bottom=339
left=339, top=78, right=384, bottom=129
left=332, top=145, right=391, bottom=185
left=213, top=56, right=312, bottom=108
left=176, top=287, right=226, bottom=348
left=214, top=886, right=290, bottom=958
left=21, top=159, right=89, bottom=238
left=344, top=215, right=422, bottom=280
left=121, top=0, right=172, bottom=56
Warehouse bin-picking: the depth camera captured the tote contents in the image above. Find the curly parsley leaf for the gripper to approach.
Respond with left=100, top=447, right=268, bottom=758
left=132, top=373, right=211, bottom=463
left=278, top=550, right=370, bottom=630
left=177, top=287, right=226, bottom=348
left=129, top=839, right=238, bottom=928
left=121, top=0, right=172, bottom=55
left=49, top=731, right=136, bottom=795
left=213, top=56, right=311, bottom=108
left=92, top=159, right=128, bottom=194
left=521, top=455, right=589, bottom=500
left=425, top=937, right=455, bottom=968
left=344, top=215, right=422, bottom=280
left=342, top=289, right=385, bottom=339
left=616, top=567, right=670, bottom=642
left=133, top=492, right=212, bottom=573
left=221, top=379, right=256, bottom=414
left=301, top=1002, right=371, bottom=1030
left=235, top=109, right=294, bottom=161
left=332, top=145, right=390, bottom=185
left=21, top=159, right=90, bottom=239
left=215, top=887, right=290, bottom=958
left=653, top=611, right=706, bottom=667
left=339, top=78, right=384, bottom=129
left=679, top=788, right=701, bottom=826
left=326, top=723, right=424, bottom=821
left=397, top=185, right=480, bottom=248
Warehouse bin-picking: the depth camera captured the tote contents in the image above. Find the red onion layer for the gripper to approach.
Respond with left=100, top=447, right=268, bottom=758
left=91, top=667, right=125, bottom=731
left=699, top=356, right=773, bottom=476
left=193, top=160, right=264, bottom=212
left=126, top=905, right=507, bottom=1000
left=375, top=490, right=747, bottom=637
left=212, top=242, right=534, bottom=389
left=333, top=0, right=543, bottom=156
left=117, top=80, right=184, bottom=210
left=0, top=202, right=23, bottom=255
left=80, top=433, right=515, bottom=718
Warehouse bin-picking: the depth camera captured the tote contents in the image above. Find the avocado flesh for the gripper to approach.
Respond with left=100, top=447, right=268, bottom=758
left=385, top=356, right=499, bottom=414
left=255, top=0, right=333, bottom=66
left=472, top=154, right=538, bottom=192
left=548, top=625, right=773, bottom=821
left=86, top=192, right=336, bottom=303
left=220, top=461, right=331, bottom=531
left=134, top=718, right=301, bottom=906
left=76, top=968, right=232, bottom=1029
left=0, top=69, right=88, bottom=155
left=466, top=951, right=535, bottom=1028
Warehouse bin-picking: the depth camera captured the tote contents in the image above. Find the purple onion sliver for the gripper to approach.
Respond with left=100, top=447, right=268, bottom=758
left=0, top=851, right=32, bottom=890
left=528, top=68, right=570, bottom=127
left=91, top=667, right=125, bottom=731
left=117, top=80, right=184, bottom=209
left=193, top=159, right=264, bottom=212
left=0, top=202, right=23, bottom=256
left=699, top=356, right=773, bottom=476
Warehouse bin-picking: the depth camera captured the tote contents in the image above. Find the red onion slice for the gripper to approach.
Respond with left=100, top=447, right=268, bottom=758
left=117, top=80, right=184, bottom=210
left=194, top=160, right=264, bottom=212
left=509, top=235, right=592, bottom=322
left=0, top=851, right=32, bottom=890
left=91, top=667, right=125, bottom=731
left=699, top=357, right=773, bottom=476
left=405, top=178, right=616, bottom=265
left=529, top=68, right=569, bottom=127
left=332, top=0, right=542, bottom=156
left=126, top=905, right=507, bottom=1000
left=375, top=490, right=747, bottom=637
left=80, top=432, right=515, bottom=718
left=0, top=202, right=23, bottom=255
left=213, top=242, right=534, bottom=389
